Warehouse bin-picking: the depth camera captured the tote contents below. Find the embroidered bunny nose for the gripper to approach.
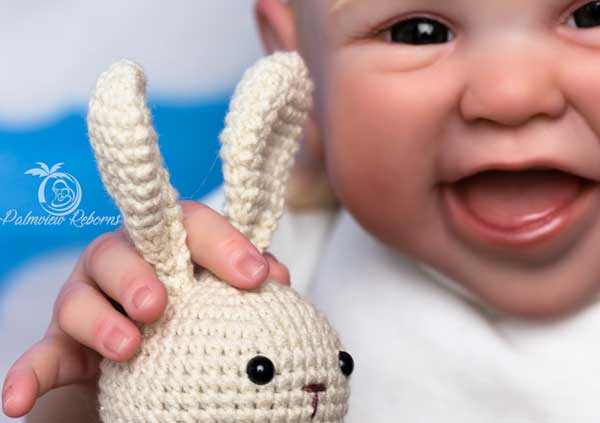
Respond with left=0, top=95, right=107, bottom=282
left=303, top=383, right=326, bottom=393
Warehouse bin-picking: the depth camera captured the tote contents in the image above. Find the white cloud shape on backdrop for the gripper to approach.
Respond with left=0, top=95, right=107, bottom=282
left=0, top=0, right=264, bottom=126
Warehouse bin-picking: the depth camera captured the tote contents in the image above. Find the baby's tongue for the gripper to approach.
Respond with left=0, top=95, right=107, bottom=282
left=454, top=169, right=582, bottom=229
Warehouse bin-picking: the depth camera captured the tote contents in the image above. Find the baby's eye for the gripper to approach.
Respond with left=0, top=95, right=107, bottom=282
left=384, top=17, right=454, bottom=45
left=567, top=1, right=600, bottom=28
left=246, top=355, right=275, bottom=385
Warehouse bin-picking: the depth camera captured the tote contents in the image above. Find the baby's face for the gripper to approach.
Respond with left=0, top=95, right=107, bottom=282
left=291, top=0, right=600, bottom=318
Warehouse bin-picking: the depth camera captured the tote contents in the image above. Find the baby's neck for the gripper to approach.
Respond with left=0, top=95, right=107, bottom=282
left=415, top=262, right=503, bottom=320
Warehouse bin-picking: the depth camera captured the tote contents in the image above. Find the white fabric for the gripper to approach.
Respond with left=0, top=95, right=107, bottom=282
left=209, top=186, right=600, bottom=422
left=309, top=207, right=600, bottom=422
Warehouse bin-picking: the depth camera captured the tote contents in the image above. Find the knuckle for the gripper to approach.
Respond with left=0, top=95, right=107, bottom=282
left=10, top=337, right=61, bottom=386
left=216, top=233, right=248, bottom=258
left=180, top=201, right=211, bottom=221
left=181, top=201, right=253, bottom=259
left=91, top=311, right=114, bottom=342
left=48, top=332, right=100, bottom=380
left=92, top=313, right=140, bottom=355
left=181, top=201, right=229, bottom=232
left=28, top=338, right=57, bottom=367
left=40, top=333, right=66, bottom=352
left=55, top=283, right=88, bottom=332
left=97, top=303, right=131, bottom=331
left=84, top=232, right=122, bottom=273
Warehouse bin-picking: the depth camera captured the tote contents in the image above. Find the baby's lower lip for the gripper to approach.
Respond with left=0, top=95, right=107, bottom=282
left=440, top=177, right=600, bottom=253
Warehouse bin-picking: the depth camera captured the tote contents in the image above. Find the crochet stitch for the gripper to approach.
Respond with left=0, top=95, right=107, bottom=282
left=86, top=51, right=352, bottom=422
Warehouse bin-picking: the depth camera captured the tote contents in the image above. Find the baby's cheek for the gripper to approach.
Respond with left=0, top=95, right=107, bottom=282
left=557, top=46, right=600, bottom=138
left=322, top=64, right=456, bottom=246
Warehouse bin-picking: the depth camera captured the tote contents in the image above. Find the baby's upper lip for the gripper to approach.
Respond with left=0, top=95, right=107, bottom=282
left=441, top=158, right=600, bottom=184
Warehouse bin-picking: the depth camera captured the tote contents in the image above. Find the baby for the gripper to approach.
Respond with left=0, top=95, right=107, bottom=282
left=5, top=0, right=600, bottom=420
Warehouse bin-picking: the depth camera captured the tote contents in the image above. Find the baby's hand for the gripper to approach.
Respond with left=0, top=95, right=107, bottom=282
left=1, top=200, right=290, bottom=418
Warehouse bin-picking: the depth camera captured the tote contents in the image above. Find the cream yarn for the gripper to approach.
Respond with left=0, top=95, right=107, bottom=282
left=86, top=52, right=352, bottom=422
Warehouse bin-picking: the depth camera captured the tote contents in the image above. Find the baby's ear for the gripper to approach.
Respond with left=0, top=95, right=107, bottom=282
left=254, top=0, right=299, bottom=54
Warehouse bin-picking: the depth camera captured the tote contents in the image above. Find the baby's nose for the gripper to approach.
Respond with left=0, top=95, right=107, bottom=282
left=303, top=383, right=326, bottom=393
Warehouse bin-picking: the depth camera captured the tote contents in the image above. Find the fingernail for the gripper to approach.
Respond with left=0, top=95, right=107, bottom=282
left=235, top=252, right=267, bottom=280
left=103, top=326, right=130, bottom=355
left=3, top=384, right=15, bottom=408
left=132, top=286, right=152, bottom=310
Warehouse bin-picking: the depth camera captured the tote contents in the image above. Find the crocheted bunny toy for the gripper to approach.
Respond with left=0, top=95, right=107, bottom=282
left=86, top=51, right=353, bottom=422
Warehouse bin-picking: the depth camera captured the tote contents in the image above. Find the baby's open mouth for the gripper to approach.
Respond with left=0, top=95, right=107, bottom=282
left=450, top=168, right=592, bottom=230
left=441, top=166, right=600, bottom=250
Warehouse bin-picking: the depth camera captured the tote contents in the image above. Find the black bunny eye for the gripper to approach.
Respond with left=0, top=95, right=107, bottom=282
left=338, top=351, right=354, bottom=377
left=246, top=355, right=276, bottom=385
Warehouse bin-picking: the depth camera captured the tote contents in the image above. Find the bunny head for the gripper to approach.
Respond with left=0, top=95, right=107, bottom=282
left=86, top=52, right=353, bottom=423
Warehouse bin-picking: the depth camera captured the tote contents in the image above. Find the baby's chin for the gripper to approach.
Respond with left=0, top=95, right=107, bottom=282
left=431, top=255, right=600, bottom=320
left=349, top=191, right=600, bottom=321
left=430, top=178, right=600, bottom=319
left=414, top=225, right=600, bottom=320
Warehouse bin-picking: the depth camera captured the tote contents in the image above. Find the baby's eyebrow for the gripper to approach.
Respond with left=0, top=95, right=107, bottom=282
left=283, top=0, right=355, bottom=15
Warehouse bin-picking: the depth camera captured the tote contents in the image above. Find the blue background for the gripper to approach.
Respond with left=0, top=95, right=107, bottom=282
left=0, top=100, right=228, bottom=297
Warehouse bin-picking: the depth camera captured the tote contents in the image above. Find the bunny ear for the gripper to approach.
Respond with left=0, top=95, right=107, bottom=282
left=87, top=59, right=194, bottom=297
left=219, top=52, right=313, bottom=253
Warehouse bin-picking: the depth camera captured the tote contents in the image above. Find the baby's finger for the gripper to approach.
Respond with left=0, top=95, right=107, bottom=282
left=82, top=230, right=168, bottom=323
left=264, top=252, right=291, bottom=286
left=180, top=201, right=270, bottom=289
left=2, top=334, right=99, bottom=417
left=55, top=279, right=142, bottom=362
